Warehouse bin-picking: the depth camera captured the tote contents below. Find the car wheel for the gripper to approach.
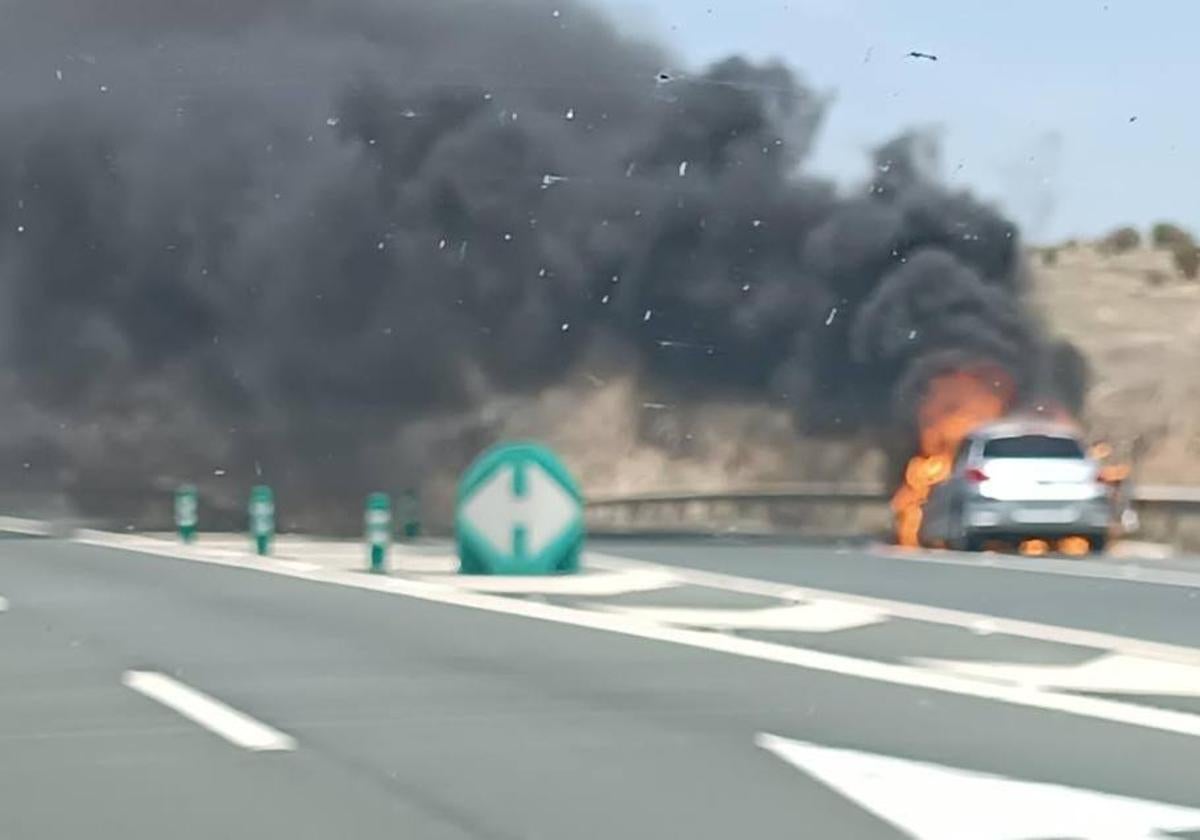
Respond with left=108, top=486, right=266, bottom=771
left=1088, top=534, right=1108, bottom=554
left=960, top=532, right=986, bottom=552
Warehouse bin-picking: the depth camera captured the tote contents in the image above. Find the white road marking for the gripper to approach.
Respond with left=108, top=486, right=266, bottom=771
left=0, top=515, right=53, bottom=536
left=77, top=532, right=1200, bottom=740
left=587, top=553, right=1200, bottom=667
left=392, top=556, right=460, bottom=574
left=274, top=559, right=321, bottom=573
left=423, top=567, right=676, bottom=596
left=912, top=653, right=1200, bottom=697
left=0, top=594, right=8, bottom=612
left=121, top=670, right=296, bottom=752
left=756, top=732, right=1200, bottom=839
left=595, top=600, right=885, bottom=633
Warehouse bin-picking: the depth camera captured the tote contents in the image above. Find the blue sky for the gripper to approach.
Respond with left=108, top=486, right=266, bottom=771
left=599, top=0, right=1197, bottom=243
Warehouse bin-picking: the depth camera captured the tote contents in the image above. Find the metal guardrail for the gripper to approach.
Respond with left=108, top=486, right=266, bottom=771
left=586, top=483, right=895, bottom=538
left=585, top=483, right=1200, bottom=550
left=587, top=483, right=886, bottom=506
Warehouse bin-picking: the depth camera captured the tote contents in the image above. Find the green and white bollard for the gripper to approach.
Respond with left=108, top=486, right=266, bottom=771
left=399, top=489, right=421, bottom=540
left=249, top=484, right=275, bottom=556
left=174, top=484, right=198, bottom=544
left=365, top=492, right=392, bottom=574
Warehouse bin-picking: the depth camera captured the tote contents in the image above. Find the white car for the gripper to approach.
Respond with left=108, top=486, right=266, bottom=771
left=918, top=420, right=1113, bottom=553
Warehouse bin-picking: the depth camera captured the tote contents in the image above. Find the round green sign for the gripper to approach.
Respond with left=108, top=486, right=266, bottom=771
left=456, top=441, right=584, bottom=575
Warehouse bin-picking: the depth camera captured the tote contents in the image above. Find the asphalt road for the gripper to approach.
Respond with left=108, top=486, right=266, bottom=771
left=595, top=537, right=1200, bottom=648
left=5, top=534, right=1200, bottom=838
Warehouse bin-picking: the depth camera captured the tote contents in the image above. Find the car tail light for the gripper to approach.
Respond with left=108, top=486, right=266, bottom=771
left=964, top=467, right=988, bottom=483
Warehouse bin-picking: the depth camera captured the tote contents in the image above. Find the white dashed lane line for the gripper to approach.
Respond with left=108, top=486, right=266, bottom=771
left=121, top=670, right=296, bottom=752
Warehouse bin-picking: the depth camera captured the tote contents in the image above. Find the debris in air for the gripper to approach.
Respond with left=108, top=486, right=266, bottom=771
left=906, top=51, right=938, bottom=61
left=560, top=322, right=569, bottom=331
left=825, top=307, right=838, bottom=326
left=1128, top=115, right=1138, bottom=123
left=564, top=108, right=575, bottom=121
left=654, top=339, right=715, bottom=352
left=643, top=309, right=653, bottom=322
left=325, top=116, right=340, bottom=127
left=678, top=161, right=688, bottom=177
left=55, top=69, right=63, bottom=81
left=213, top=468, right=226, bottom=476
left=642, top=402, right=668, bottom=410
left=541, top=173, right=567, bottom=188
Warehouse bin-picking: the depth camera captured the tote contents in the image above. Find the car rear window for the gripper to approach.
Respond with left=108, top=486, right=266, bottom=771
left=982, top=435, right=1085, bottom=459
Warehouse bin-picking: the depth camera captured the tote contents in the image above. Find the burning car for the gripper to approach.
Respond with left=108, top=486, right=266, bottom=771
left=915, top=419, right=1113, bottom=553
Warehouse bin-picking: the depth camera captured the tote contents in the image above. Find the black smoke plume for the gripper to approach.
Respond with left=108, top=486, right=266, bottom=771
left=0, top=0, right=1083, bottom=527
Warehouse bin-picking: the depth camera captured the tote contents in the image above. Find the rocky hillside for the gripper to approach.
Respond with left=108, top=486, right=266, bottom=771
left=1031, top=241, right=1200, bottom=484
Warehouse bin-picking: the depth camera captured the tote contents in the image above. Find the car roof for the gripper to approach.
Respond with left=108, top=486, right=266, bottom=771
left=969, top=417, right=1083, bottom=442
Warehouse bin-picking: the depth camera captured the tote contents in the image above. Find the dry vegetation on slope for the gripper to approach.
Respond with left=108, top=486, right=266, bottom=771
left=1032, top=234, right=1200, bottom=484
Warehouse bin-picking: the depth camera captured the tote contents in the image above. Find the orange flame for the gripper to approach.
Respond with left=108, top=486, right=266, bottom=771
left=1058, top=536, right=1090, bottom=556
left=892, top=366, right=1014, bottom=547
left=1019, top=538, right=1050, bottom=556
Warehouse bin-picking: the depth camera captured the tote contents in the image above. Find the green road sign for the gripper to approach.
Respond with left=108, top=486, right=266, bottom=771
left=174, top=485, right=198, bottom=544
left=365, top=491, right=392, bottom=574
left=249, top=484, right=275, bottom=556
left=456, top=441, right=583, bottom=575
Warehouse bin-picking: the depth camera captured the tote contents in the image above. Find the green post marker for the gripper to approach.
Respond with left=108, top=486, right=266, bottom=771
left=399, top=489, right=421, bottom=540
left=455, top=441, right=584, bottom=575
left=174, top=484, right=198, bottom=544
left=248, top=485, right=275, bottom=556
left=365, top=492, right=392, bottom=574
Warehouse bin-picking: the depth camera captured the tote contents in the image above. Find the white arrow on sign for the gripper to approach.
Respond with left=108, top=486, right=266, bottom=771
left=757, top=732, right=1200, bottom=839
left=460, top=462, right=578, bottom=558
left=910, top=653, right=1200, bottom=697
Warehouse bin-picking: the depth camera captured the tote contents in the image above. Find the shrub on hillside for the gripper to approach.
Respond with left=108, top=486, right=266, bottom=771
left=1152, top=221, right=1194, bottom=250
left=1099, top=225, right=1141, bottom=254
left=1172, top=243, right=1200, bottom=279
left=1041, top=247, right=1058, bottom=266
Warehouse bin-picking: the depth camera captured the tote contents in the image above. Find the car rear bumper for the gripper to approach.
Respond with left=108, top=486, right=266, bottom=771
left=962, top=498, right=1111, bottom=537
